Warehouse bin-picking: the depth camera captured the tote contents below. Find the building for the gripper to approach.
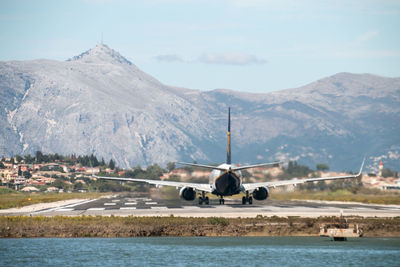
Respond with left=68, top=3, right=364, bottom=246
left=378, top=161, right=384, bottom=176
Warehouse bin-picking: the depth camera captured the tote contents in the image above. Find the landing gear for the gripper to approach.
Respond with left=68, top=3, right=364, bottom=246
left=242, top=192, right=253, bottom=205
left=219, top=196, right=225, bottom=205
left=198, top=192, right=209, bottom=205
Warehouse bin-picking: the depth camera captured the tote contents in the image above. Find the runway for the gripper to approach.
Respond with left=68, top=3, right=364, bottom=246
left=2, top=194, right=400, bottom=218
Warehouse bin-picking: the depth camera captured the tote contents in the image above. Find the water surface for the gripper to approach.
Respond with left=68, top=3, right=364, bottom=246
left=1, top=237, right=399, bottom=266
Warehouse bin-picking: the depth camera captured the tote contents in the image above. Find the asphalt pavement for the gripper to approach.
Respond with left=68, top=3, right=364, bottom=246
left=3, top=194, right=400, bottom=218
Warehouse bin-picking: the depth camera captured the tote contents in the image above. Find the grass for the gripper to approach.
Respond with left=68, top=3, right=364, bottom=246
left=270, top=189, right=400, bottom=205
left=0, top=188, right=107, bottom=209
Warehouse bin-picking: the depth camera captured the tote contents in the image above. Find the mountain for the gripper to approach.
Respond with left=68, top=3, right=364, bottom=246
left=0, top=44, right=399, bottom=171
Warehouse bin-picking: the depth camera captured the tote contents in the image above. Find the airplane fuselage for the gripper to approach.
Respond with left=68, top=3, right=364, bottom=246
left=210, top=164, right=243, bottom=196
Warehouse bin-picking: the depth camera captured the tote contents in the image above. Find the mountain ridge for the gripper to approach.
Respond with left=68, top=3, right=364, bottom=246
left=0, top=45, right=399, bottom=172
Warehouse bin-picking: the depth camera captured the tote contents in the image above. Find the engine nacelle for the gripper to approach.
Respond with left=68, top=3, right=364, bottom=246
left=252, top=187, right=269, bottom=201
left=179, top=187, right=196, bottom=201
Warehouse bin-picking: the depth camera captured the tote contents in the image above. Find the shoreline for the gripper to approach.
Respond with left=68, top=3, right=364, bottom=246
left=1, top=216, right=399, bottom=238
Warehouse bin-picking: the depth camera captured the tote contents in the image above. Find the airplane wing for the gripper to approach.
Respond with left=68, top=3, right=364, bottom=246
left=93, top=175, right=213, bottom=192
left=232, top=161, right=281, bottom=171
left=243, top=158, right=365, bottom=192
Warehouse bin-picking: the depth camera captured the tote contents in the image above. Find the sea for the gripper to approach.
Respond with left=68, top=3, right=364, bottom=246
left=0, top=237, right=399, bottom=266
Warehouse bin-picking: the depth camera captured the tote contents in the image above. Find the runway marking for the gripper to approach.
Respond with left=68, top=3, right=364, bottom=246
left=151, top=206, right=168, bottom=210
left=124, top=202, right=137, bottom=205
left=104, top=203, right=117, bottom=206
left=64, top=199, right=98, bottom=208
left=56, top=208, right=74, bottom=212
left=120, top=207, right=136, bottom=210
left=145, top=202, right=158, bottom=205
left=112, top=199, right=120, bottom=202
left=87, top=208, right=105, bottom=211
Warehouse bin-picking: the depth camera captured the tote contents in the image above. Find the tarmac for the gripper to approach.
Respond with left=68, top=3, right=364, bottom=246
left=1, top=194, right=400, bottom=218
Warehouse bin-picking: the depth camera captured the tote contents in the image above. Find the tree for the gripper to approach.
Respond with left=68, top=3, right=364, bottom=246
left=109, top=159, right=115, bottom=170
left=35, top=151, right=44, bottom=163
left=18, top=166, right=22, bottom=176
left=15, top=155, right=23, bottom=163
left=74, top=182, right=84, bottom=190
left=53, top=179, right=67, bottom=189
left=24, top=154, right=34, bottom=164
left=23, top=171, right=32, bottom=179
left=0, top=162, right=4, bottom=169
left=166, top=162, right=175, bottom=172
left=316, top=164, right=329, bottom=171
left=146, top=164, right=164, bottom=178
left=382, top=168, right=395, bottom=178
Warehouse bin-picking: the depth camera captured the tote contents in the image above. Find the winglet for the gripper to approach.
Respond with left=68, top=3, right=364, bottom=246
left=356, top=157, right=366, bottom=177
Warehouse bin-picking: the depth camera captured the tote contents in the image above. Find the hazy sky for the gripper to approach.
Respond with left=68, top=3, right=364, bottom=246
left=1, top=0, right=399, bottom=93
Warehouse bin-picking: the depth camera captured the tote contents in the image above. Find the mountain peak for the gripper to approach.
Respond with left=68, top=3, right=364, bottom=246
left=67, top=44, right=132, bottom=65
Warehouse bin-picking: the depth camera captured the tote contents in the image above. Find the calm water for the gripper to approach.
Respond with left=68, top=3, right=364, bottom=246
left=0, top=237, right=399, bottom=266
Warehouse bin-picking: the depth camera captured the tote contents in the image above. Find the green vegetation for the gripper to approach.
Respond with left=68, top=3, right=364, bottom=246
left=316, top=164, right=329, bottom=171
left=271, top=188, right=400, bottom=205
left=0, top=189, right=107, bottom=209
left=382, top=168, right=398, bottom=178
left=277, top=161, right=313, bottom=180
left=0, top=216, right=399, bottom=238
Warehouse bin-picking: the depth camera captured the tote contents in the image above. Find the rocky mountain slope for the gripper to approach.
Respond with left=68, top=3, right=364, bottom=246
left=0, top=44, right=399, bottom=171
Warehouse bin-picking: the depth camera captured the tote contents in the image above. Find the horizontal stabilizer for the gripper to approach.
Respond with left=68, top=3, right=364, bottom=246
left=176, top=162, right=229, bottom=171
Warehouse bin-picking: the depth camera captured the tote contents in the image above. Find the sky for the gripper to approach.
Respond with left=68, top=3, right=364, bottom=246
left=0, top=0, right=399, bottom=93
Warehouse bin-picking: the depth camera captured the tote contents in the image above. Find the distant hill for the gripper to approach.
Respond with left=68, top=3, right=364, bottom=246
left=0, top=44, right=399, bottom=171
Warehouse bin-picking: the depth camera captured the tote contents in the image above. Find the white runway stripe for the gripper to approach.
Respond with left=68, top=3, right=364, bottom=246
left=104, top=203, right=117, bottom=206
left=87, top=208, right=105, bottom=211
left=120, top=207, right=136, bottom=210
left=124, top=202, right=137, bottom=205
left=151, top=206, right=168, bottom=210
left=56, top=208, right=74, bottom=212
left=145, top=202, right=157, bottom=205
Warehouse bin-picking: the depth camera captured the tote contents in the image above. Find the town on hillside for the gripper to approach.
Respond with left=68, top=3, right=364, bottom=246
left=0, top=152, right=399, bottom=193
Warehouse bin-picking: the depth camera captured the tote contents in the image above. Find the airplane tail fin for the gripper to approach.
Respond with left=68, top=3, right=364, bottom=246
left=227, top=107, right=231, bottom=164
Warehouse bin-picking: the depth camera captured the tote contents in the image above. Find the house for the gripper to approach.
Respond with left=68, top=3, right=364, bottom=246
left=84, top=167, right=100, bottom=175
left=21, top=186, right=39, bottom=192
left=191, top=170, right=211, bottom=178
left=46, top=186, right=59, bottom=192
left=62, top=165, right=70, bottom=173
left=14, top=176, right=27, bottom=185
left=27, top=178, right=46, bottom=186
left=170, top=169, right=189, bottom=178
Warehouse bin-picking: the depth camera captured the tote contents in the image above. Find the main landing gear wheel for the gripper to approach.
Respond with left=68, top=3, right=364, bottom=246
left=198, top=192, right=209, bottom=205
left=219, top=198, right=225, bottom=205
left=242, top=193, right=253, bottom=205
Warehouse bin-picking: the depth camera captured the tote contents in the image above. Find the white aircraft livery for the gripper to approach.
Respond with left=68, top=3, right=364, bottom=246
left=95, top=108, right=365, bottom=205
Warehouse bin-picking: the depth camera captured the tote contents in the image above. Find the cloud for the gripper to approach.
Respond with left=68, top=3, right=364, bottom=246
left=198, top=52, right=267, bottom=65
left=155, top=54, right=184, bottom=62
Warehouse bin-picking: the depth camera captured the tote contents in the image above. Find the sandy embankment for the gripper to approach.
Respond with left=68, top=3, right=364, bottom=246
left=0, top=199, right=90, bottom=214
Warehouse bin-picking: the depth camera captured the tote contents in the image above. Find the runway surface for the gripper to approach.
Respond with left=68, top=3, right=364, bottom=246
left=2, top=194, right=400, bottom=218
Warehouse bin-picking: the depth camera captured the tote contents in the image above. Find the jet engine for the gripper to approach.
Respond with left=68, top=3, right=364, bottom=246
left=179, top=187, right=196, bottom=201
left=252, top=187, right=269, bottom=201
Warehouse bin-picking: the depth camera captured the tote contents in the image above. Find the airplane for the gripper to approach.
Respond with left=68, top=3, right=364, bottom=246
left=94, top=107, right=365, bottom=205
